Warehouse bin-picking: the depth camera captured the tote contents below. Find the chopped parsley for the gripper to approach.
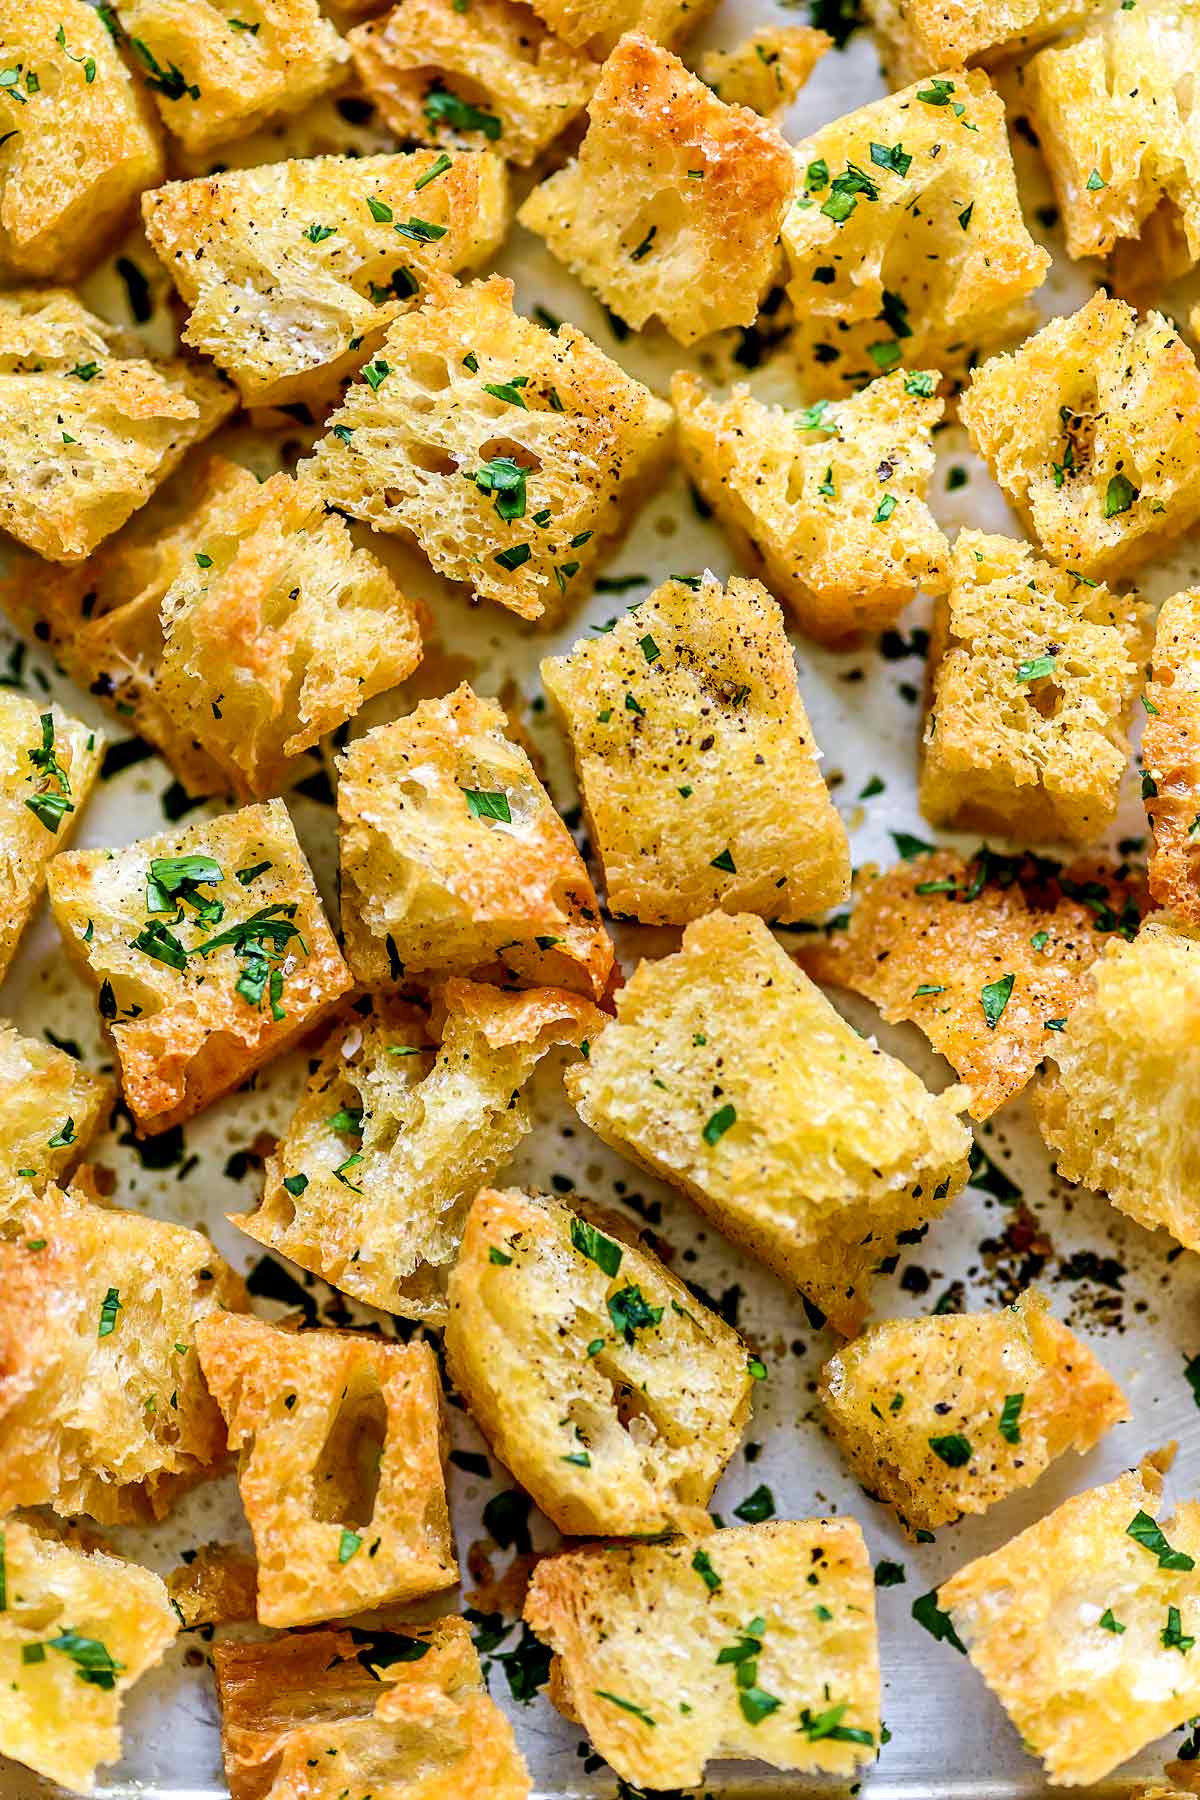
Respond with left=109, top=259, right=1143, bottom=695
left=462, top=787, right=511, bottom=822
left=303, top=222, right=336, bottom=243
left=423, top=85, right=502, bottom=141
left=981, top=972, right=1015, bottom=1029
left=912, top=1590, right=966, bottom=1653
left=998, top=1392, right=1024, bottom=1444
left=733, top=1483, right=775, bottom=1523
left=1016, top=652, right=1057, bottom=683
left=1104, top=473, right=1138, bottom=517
left=1099, top=1608, right=1125, bottom=1634
left=1164, top=1606, right=1195, bottom=1654
left=716, top=1617, right=781, bottom=1725
left=414, top=151, right=452, bottom=190
left=1126, top=1510, right=1195, bottom=1569
left=594, top=1691, right=656, bottom=1727
left=338, top=1528, right=362, bottom=1562
left=703, top=1103, right=736, bottom=1145
left=607, top=1283, right=663, bottom=1343
left=569, top=1215, right=622, bottom=1278
left=799, top=1702, right=874, bottom=1745
left=25, top=713, right=74, bottom=833
left=692, top=1547, right=722, bottom=1591
left=928, top=1433, right=971, bottom=1468
left=98, top=1286, right=122, bottom=1337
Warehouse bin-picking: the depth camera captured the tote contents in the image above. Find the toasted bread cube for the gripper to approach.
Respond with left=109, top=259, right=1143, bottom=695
left=541, top=574, right=850, bottom=923
left=939, top=1453, right=1200, bottom=1786
left=0, top=693, right=103, bottom=985
left=1143, top=585, right=1200, bottom=923
left=305, top=276, right=672, bottom=622
left=120, top=0, right=347, bottom=155
left=519, top=35, right=795, bottom=345
left=0, top=1021, right=111, bottom=1195
left=0, top=290, right=234, bottom=564
left=961, top=293, right=1200, bottom=581
left=800, top=847, right=1145, bottom=1118
left=214, top=1615, right=530, bottom=1800
left=525, top=1519, right=880, bottom=1789
left=1036, top=916, right=1200, bottom=1252
left=567, top=912, right=971, bottom=1335
left=782, top=70, right=1048, bottom=397
left=672, top=371, right=948, bottom=644
left=445, top=1186, right=753, bottom=1535
left=195, top=1312, right=457, bottom=1628
left=699, top=26, right=830, bottom=117
left=167, top=1543, right=258, bottom=1629
left=236, top=983, right=602, bottom=1319
left=919, top=531, right=1146, bottom=846
left=0, top=1519, right=178, bottom=1793
left=46, top=799, right=353, bottom=1134
left=0, top=1181, right=246, bottom=1522
left=865, top=0, right=1098, bottom=85
left=348, top=0, right=595, bottom=170
left=1030, top=2, right=1200, bottom=264
left=142, top=151, right=510, bottom=407
left=529, top=0, right=715, bottom=50
left=337, top=684, right=614, bottom=996
left=820, top=1291, right=1127, bottom=1535
left=0, top=0, right=163, bottom=279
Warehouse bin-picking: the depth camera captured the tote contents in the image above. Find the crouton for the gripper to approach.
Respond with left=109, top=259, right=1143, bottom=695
left=918, top=530, right=1147, bottom=846
left=46, top=799, right=353, bottom=1134
left=1036, top=915, right=1200, bottom=1253
left=445, top=1185, right=753, bottom=1535
left=820, top=1290, right=1127, bottom=1535
left=305, top=275, right=672, bottom=622
left=213, top=1615, right=530, bottom=1800
left=1140, top=585, right=1200, bottom=923
left=195, top=1312, right=457, bottom=1628
left=699, top=26, right=830, bottom=117
left=865, top=0, right=1099, bottom=86
left=528, top=0, right=715, bottom=51
left=960, top=293, right=1200, bottom=581
left=235, top=983, right=602, bottom=1320
left=119, top=0, right=348, bottom=155
left=337, top=684, right=614, bottom=996
left=0, top=1519, right=178, bottom=1793
left=348, top=0, right=596, bottom=169
left=939, top=1453, right=1200, bottom=1786
left=0, top=1021, right=111, bottom=1195
left=782, top=70, right=1049, bottom=397
left=0, top=0, right=163, bottom=279
left=540, top=574, right=850, bottom=923
left=141, top=150, right=510, bottom=407
left=671, top=370, right=948, bottom=644
left=524, top=1519, right=880, bottom=1789
left=567, top=911, right=972, bottom=1335
left=0, top=289, right=235, bottom=563
left=0, top=1180, right=246, bottom=1523
left=167, top=1543, right=258, bottom=1628
left=519, top=35, right=795, bottom=344
left=1030, top=2, right=1200, bottom=265
left=0, top=693, right=103, bottom=985
left=800, top=845, right=1145, bottom=1118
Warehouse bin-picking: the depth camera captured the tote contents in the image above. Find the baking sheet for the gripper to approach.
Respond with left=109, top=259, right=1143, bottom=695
left=4, top=12, right=1200, bottom=1796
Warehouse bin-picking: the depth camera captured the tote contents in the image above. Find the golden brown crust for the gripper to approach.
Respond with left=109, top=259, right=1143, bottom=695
left=167, top=1543, right=259, bottom=1628
left=865, top=0, right=1098, bottom=85
left=1143, top=586, right=1200, bottom=922
left=195, top=1312, right=458, bottom=1628
left=0, top=1020, right=112, bottom=1198
left=699, top=26, right=829, bottom=116
left=527, top=0, right=716, bottom=51
left=519, top=33, right=795, bottom=344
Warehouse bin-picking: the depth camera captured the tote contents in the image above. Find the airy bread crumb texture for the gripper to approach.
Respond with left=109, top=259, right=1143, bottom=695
left=699, top=25, right=830, bottom=116
left=235, top=983, right=602, bottom=1319
left=195, top=1312, right=458, bottom=1628
left=524, top=1519, right=880, bottom=1789
left=865, top=0, right=1099, bottom=86
left=567, top=911, right=972, bottom=1335
left=0, top=1019, right=112, bottom=1196
left=445, top=1185, right=754, bottom=1534
left=1142, top=585, right=1200, bottom=924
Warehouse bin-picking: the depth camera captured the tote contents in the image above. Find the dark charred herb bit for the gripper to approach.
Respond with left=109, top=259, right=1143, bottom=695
left=692, top=1547, right=722, bottom=1591
left=462, top=787, right=511, bottom=823
left=25, top=713, right=74, bottom=833
left=98, top=1286, right=122, bottom=1337
left=929, top=1433, right=971, bottom=1468
left=998, top=1392, right=1024, bottom=1444
left=875, top=1560, right=905, bottom=1587
left=607, top=1283, right=663, bottom=1343
left=570, top=1215, right=623, bottom=1278
left=912, top=1590, right=966, bottom=1653
left=423, top=85, right=502, bottom=141
left=1127, top=1510, right=1196, bottom=1570
left=981, top=972, right=1015, bottom=1029
left=800, top=1702, right=874, bottom=1744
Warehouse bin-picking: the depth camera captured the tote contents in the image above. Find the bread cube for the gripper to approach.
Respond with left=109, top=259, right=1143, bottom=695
left=524, top=1519, right=880, bottom=1789
left=782, top=70, right=1048, bottom=397
left=0, top=693, right=103, bottom=985
left=939, top=1453, right=1200, bottom=1786
left=337, top=684, right=614, bottom=996
left=348, top=0, right=595, bottom=170
left=541, top=574, right=850, bottom=923
left=800, top=847, right=1145, bottom=1119
left=1030, top=1, right=1200, bottom=265
left=142, top=150, right=510, bottom=407
left=519, top=35, right=795, bottom=345
left=961, top=293, right=1200, bottom=581
left=235, top=983, right=602, bottom=1319
left=919, top=530, right=1147, bottom=846
left=47, top=798, right=353, bottom=1134
left=445, top=1185, right=753, bottom=1535
left=120, top=0, right=348, bottom=155
left=567, top=911, right=972, bottom=1335
left=1138, top=585, right=1200, bottom=923
left=0, top=1519, right=178, bottom=1793
left=0, top=289, right=234, bottom=563
left=214, top=1615, right=530, bottom=1800
left=672, top=370, right=948, bottom=644
left=0, top=0, right=163, bottom=279
left=0, top=1180, right=246, bottom=1522
left=195, top=1312, right=457, bottom=1628
left=527, top=0, right=715, bottom=51
left=305, top=275, right=672, bottom=622
left=0, top=1021, right=111, bottom=1196
left=699, top=26, right=830, bottom=117
left=167, top=1543, right=258, bottom=1628
left=865, top=0, right=1098, bottom=86
left=820, top=1290, right=1127, bottom=1535
left=1036, top=915, right=1200, bottom=1252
